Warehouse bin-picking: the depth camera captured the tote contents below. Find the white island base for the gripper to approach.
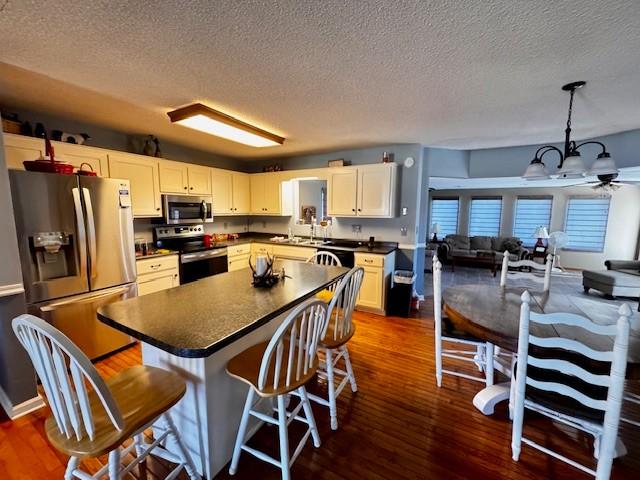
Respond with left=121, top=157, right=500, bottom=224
left=141, top=312, right=287, bottom=479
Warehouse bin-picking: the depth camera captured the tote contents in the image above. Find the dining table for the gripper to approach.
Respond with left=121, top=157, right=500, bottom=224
left=442, top=284, right=640, bottom=416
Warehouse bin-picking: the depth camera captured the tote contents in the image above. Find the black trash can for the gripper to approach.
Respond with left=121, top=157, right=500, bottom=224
left=389, top=270, right=416, bottom=317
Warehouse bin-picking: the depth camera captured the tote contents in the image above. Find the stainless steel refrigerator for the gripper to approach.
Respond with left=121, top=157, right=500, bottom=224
left=9, top=170, right=137, bottom=360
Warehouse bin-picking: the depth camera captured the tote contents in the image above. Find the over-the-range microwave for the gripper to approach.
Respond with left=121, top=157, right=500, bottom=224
left=162, top=194, right=213, bottom=225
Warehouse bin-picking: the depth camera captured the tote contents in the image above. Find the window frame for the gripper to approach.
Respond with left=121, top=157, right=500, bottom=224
left=512, top=195, right=554, bottom=247
left=430, top=196, right=460, bottom=238
left=563, top=195, right=611, bottom=253
left=468, top=196, right=503, bottom=237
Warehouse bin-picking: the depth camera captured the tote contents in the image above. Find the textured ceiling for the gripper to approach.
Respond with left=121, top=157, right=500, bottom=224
left=1, top=1, right=640, bottom=159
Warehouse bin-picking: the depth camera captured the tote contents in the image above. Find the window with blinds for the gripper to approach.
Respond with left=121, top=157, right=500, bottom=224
left=430, top=198, right=459, bottom=237
left=513, top=197, right=553, bottom=246
left=564, top=197, right=611, bottom=252
left=469, top=197, right=502, bottom=237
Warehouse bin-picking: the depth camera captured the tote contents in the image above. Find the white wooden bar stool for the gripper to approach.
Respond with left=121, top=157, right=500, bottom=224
left=511, top=293, right=632, bottom=480
left=306, top=251, right=342, bottom=267
left=500, top=250, right=553, bottom=291
left=308, top=266, right=364, bottom=430
left=433, top=256, right=494, bottom=387
left=226, top=299, right=328, bottom=480
left=12, top=314, right=198, bottom=480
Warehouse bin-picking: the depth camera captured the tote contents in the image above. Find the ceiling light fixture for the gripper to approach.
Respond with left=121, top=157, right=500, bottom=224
left=522, top=81, right=617, bottom=180
left=167, top=103, right=285, bottom=148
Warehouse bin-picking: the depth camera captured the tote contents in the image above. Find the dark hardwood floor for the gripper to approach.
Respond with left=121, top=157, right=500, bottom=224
left=1, top=304, right=638, bottom=479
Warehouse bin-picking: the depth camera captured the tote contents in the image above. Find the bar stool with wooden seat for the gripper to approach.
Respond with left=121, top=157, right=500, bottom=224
left=308, top=266, right=364, bottom=430
left=226, top=298, right=328, bottom=480
left=12, top=314, right=198, bottom=480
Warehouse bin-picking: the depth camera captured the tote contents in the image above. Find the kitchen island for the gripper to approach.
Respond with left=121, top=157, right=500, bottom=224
left=98, top=260, right=348, bottom=479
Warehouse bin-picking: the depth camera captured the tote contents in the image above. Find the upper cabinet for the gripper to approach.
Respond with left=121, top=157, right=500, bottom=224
left=108, top=152, right=161, bottom=217
left=159, top=160, right=211, bottom=195
left=328, top=163, right=398, bottom=218
left=250, top=173, right=292, bottom=216
left=2, top=133, right=106, bottom=175
left=211, top=169, right=250, bottom=215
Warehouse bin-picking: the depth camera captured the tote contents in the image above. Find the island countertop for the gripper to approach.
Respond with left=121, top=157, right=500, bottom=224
left=97, top=260, right=348, bottom=358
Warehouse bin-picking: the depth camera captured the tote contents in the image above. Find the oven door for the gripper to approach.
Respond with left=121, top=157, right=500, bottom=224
left=180, top=248, right=228, bottom=283
left=163, top=195, right=213, bottom=225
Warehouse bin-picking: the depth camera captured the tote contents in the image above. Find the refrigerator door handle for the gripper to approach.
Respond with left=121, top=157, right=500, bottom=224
left=72, top=187, right=88, bottom=281
left=82, top=188, right=98, bottom=279
left=40, top=285, right=132, bottom=312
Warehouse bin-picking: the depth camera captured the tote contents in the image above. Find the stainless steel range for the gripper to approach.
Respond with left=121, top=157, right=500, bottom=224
left=154, top=225, right=228, bottom=283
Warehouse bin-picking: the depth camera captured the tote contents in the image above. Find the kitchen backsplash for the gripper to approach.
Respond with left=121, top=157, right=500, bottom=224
left=133, top=217, right=250, bottom=243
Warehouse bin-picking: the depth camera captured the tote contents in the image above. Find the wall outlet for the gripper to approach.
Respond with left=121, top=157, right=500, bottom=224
left=400, top=227, right=408, bottom=236
left=262, top=221, right=267, bottom=228
left=352, top=224, right=362, bottom=233
left=223, top=222, right=228, bottom=229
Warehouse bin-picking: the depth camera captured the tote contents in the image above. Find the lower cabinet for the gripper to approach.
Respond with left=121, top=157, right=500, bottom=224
left=272, top=245, right=316, bottom=261
left=136, top=255, right=179, bottom=296
left=227, top=243, right=251, bottom=272
left=251, top=243, right=274, bottom=256
left=354, top=251, right=395, bottom=315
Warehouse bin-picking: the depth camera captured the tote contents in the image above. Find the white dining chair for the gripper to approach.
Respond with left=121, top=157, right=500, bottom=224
left=226, top=299, right=328, bottom=480
left=12, top=314, right=198, bottom=480
left=511, top=292, right=632, bottom=480
left=432, top=256, right=494, bottom=388
left=500, top=251, right=553, bottom=292
left=308, top=266, right=364, bottom=430
left=306, top=251, right=342, bottom=267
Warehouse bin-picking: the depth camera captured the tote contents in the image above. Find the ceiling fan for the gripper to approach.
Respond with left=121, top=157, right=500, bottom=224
left=583, top=173, right=635, bottom=191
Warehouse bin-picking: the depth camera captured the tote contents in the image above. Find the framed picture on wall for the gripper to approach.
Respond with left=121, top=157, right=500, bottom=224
left=301, top=205, right=317, bottom=224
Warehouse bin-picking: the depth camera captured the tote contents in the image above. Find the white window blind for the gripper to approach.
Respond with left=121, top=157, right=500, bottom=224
left=564, top=197, right=611, bottom=252
left=513, top=197, right=553, bottom=246
left=469, top=198, right=502, bottom=237
left=430, top=198, right=459, bottom=237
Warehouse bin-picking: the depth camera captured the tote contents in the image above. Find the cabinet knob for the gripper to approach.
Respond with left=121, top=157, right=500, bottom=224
left=156, top=208, right=161, bottom=211
left=358, top=208, right=362, bottom=212
left=190, top=187, right=193, bottom=190
left=352, top=208, right=356, bottom=212
left=184, top=186, right=188, bottom=190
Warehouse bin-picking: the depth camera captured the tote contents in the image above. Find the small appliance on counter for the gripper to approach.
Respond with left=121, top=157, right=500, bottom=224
left=154, top=224, right=228, bottom=283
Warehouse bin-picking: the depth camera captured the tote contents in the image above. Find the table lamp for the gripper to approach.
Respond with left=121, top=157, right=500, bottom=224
left=533, top=226, right=549, bottom=250
left=432, top=223, right=441, bottom=242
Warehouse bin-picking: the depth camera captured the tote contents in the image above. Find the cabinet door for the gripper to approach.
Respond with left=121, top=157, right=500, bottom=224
left=328, top=168, right=358, bottom=216
left=108, top=153, right=161, bottom=217
left=358, top=165, right=393, bottom=217
left=211, top=169, right=234, bottom=215
left=55, top=143, right=107, bottom=176
left=159, top=160, right=189, bottom=194
left=356, top=266, right=383, bottom=310
left=250, top=174, right=266, bottom=214
left=251, top=243, right=274, bottom=256
left=263, top=173, right=282, bottom=214
left=228, top=254, right=250, bottom=272
left=137, top=271, right=179, bottom=296
left=232, top=173, right=251, bottom=215
left=187, top=165, right=211, bottom=195
left=2, top=134, right=44, bottom=169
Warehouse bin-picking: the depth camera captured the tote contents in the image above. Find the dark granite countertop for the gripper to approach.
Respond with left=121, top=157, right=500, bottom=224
left=98, top=260, right=348, bottom=358
left=211, top=233, right=397, bottom=255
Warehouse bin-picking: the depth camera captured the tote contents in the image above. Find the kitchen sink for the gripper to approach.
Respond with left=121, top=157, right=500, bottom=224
left=299, top=240, right=329, bottom=246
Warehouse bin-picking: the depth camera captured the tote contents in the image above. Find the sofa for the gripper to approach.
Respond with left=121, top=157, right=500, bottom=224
left=440, top=234, right=529, bottom=265
left=583, top=260, right=640, bottom=298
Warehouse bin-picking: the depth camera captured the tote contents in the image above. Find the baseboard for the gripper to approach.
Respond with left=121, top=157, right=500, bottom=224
left=0, top=386, right=45, bottom=420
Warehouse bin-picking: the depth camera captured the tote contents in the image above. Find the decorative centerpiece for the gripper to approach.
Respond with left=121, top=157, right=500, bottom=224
left=249, top=254, right=280, bottom=287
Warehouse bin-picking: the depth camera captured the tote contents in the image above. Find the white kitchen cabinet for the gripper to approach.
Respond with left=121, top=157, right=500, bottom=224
left=159, top=161, right=211, bottom=195
left=250, top=173, right=292, bottom=215
left=272, top=245, right=316, bottom=261
left=2, top=133, right=106, bottom=175
left=136, top=255, right=179, bottom=295
left=211, top=169, right=250, bottom=215
left=227, top=243, right=251, bottom=271
left=354, top=251, right=395, bottom=315
left=108, top=152, right=161, bottom=217
left=328, top=163, right=398, bottom=218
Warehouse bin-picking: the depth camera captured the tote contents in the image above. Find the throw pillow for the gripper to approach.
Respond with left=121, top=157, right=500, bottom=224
left=502, top=238, right=521, bottom=254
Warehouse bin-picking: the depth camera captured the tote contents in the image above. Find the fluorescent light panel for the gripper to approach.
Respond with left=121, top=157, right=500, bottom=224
left=168, top=104, right=284, bottom=148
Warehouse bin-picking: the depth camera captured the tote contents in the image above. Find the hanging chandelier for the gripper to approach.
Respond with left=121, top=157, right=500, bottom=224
left=522, top=81, right=618, bottom=180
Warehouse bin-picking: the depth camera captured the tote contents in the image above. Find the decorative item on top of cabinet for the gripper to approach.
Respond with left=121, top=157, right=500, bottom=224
left=354, top=250, right=395, bottom=315
left=328, top=162, right=398, bottom=218
left=108, top=152, right=161, bottom=217
left=211, top=168, right=251, bottom=215
left=136, top=254, right=179, bottom=296
left=51, top=130, right=91, bottom=145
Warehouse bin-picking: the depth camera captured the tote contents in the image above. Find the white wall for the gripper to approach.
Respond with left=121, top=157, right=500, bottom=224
left=431, top=185, right=640, bottom=271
